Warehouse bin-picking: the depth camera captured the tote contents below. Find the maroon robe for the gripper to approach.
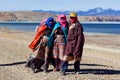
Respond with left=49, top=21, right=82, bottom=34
left=65, top=21, right=85, bottom=59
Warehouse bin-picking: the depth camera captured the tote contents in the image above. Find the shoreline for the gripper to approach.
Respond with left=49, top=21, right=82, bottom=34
left=0, top=27, right=120, bottom=80
left=1, top=26, right=120, bottom=35
left=0, top=21, right=120, bottom=24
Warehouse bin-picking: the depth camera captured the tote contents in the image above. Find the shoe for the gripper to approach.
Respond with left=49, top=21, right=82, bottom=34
left=61, top=71, right=66, bottom=75
left=32, top=68, right=41, bottom=73
left=43, top=69, right=48, bottom=73
left=75, top=71, right=80, bottom=74
left=53, top=68, right=60, bottom=71
left=42, top=64, right=49, bottom=73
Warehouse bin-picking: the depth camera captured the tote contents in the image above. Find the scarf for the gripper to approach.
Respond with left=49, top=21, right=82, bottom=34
left=47, top=22, right=68, bottom=47
left=45, top=17, right=55, bottom=29
left=70, top=17, right=77, bottom=23
left=58, top=14, right=68, bottom=28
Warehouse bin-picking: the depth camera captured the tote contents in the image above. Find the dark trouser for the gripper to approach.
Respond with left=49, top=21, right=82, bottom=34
left=42, top=55, right=55, bottom=72
left=61, top=61, right=68, bottom=71
left=42, top=57, right=49, bottom=71
left=42, top=46, right=55, bottom=71
left=42, top=46, right=50, bottom=71
left=74, top=61, right=80, bottom=72
left=54, top=58, right=61, bottom=70
left=62, top=61, right=80, bottom=72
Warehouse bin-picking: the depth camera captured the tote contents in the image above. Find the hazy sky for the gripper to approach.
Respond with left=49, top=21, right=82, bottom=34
left=0, top=0, right=119, bottom=11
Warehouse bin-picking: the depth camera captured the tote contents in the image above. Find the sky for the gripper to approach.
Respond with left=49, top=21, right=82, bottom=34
left=0, top=0, right=120, bottom=11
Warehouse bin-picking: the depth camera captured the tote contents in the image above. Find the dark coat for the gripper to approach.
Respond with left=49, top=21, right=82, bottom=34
left=65, top=21, right=85, bottom=58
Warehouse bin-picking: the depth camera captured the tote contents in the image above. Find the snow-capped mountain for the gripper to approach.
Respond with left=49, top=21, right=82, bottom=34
left=33, top=7, right=120, bottom=16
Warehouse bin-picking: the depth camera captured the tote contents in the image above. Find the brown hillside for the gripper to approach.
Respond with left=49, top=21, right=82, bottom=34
left=0, top=11, right=120, bottom=22
left=0, top=11, right=57, bottom=22
left=78, top=16, right=120, bottom=22
left=0, top=12, right=17, bottom=21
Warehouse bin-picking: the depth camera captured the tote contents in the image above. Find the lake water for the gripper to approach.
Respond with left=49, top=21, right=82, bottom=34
left=0, top=22, right=120, bottom=34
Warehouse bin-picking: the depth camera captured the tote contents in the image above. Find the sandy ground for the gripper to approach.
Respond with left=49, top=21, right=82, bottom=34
left=0, top=27, right=120, bottom=80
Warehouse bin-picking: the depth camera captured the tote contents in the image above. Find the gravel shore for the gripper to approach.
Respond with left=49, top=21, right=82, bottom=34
left=0, top=28, right=120, bottom=80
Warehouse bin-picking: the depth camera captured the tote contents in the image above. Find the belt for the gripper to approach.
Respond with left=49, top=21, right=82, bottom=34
left=56, top=35, right=64, bottom=38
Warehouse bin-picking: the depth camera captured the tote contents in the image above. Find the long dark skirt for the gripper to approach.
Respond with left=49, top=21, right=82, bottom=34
left=25, top=55, right=44, bottom=69
left=25, top=39, right=55, bottom=70
left=25, top=39, right=47, bottom=69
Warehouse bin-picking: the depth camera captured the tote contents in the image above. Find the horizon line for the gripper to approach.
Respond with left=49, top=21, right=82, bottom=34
left=0, top=7, right=120, bottom=12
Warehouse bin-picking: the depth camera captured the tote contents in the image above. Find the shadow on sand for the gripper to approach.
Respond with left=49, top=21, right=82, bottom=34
left=0, top=62, right=120, bottom=75
left=80, top=69, right=120, bottom=75
left=0, top=61, right=26, bottom=66
left=67, top=63, right=120, bottom=75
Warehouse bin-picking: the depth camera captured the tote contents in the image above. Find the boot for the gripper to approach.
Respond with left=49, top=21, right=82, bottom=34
left=61, top=61, right=68, bottom=75
left=74, top=61, right=80, bottom=74
left=32, top=68, right=42, bottom=73
left=54, top=59, right=60, bottom=71
left=42, top=57, right=49, bottom=73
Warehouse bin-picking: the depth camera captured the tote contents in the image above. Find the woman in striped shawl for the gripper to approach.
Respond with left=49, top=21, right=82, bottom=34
left=48, top=14, right=68, bottom=71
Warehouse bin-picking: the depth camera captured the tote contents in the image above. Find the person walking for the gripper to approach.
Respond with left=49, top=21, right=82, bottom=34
left=48, top=14, right=68, bottom=71
left=61, top=12, right=85, bottom=75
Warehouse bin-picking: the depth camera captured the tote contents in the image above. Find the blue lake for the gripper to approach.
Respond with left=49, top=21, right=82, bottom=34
left=0, top=22, right=120, bottom=34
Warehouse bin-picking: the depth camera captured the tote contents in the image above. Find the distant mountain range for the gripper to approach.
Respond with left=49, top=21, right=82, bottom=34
left=0, top=8, right=120, bottom=22
left=33, top=7, right=120, bottom=16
